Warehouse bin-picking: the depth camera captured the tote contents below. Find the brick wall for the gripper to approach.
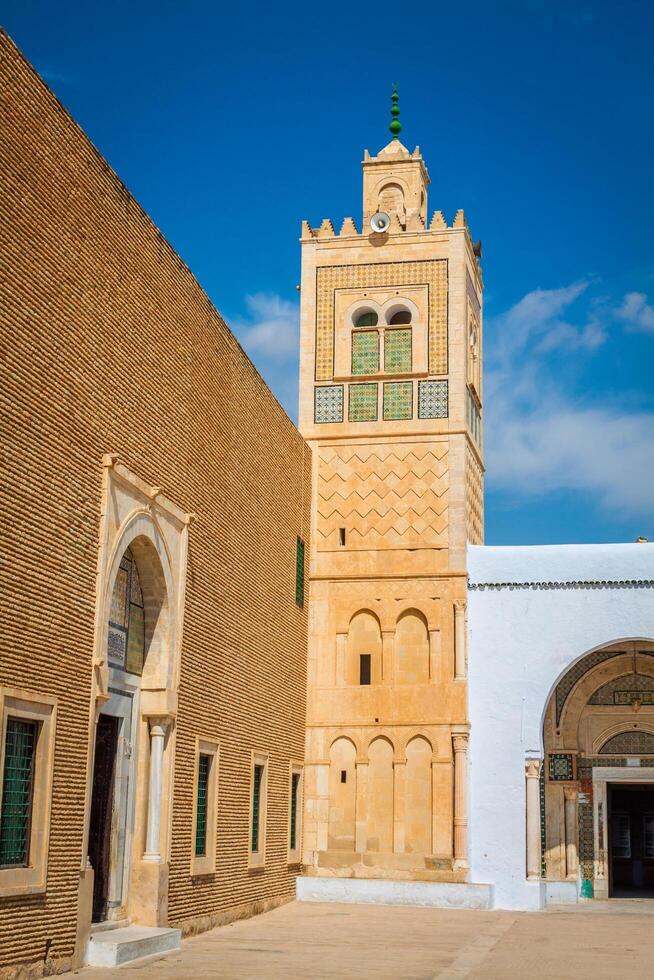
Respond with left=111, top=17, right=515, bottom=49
left=0, top=31, right=309, bottom=974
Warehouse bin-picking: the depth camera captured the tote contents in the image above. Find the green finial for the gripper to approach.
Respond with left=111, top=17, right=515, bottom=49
left=389, top=83, right=401, bottom=140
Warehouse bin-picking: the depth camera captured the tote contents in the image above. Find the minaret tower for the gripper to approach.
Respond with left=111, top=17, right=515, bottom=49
left=298, top=91, right=484, bottom=885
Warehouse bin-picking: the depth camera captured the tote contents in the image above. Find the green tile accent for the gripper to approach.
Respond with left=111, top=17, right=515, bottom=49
left=0, top=719, right=37, bottom=867
left=349, top=383, right=378, bottom=422
left=384, top=328, right=412, bottom=373
left=252, top=764, right=263, bottom=852
left=383, top=382, right=413, bottom=420
left=295, top=538, right=305, bottom=608
left=195, top=754, right=210, bottom=857
left=351, top=330, right=379, bottom=375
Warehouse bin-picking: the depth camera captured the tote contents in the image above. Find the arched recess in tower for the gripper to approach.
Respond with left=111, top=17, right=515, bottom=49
left=405, top=735, right=432, bottom=855
left=367, top=737, right=394, bottom=852
left=328, top=737, right=357, bottom=851
left=395, top=610, right=430, bottom=685
left=347, top=610, right=382, bottom=686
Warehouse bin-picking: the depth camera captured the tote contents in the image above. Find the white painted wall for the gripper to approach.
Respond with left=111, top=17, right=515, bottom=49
left=467, top=543, right=654, bottom=910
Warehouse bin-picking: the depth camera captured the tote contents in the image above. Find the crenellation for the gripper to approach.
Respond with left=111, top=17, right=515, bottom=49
left=339, top=216, right=359, bottom=237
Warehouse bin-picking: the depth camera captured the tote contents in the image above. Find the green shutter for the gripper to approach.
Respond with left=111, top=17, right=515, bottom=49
left=352, top=330, right=380, bottom=375
left=295, top=538, right=305, bottom=608
left=290, top=772, right=300, bottom=850
left=195, top=754, right=210, bottom=857
left=384, top=328, right=412, bottom=373
left=0, top=719, right=37, bottom=867
left=252, top=764, right=263, bottom=852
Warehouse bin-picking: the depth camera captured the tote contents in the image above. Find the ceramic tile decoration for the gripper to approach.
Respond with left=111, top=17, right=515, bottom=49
left=383, top=381, right=413, bottom=420
left=418, top=380, right=448, bottom=419
left=349, top=383, right=378, bottom=421
left=314, top=384, right=344, bottom=423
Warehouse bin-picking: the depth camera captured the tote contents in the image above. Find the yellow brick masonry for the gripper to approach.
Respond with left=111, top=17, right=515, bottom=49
left=0, top=31, right=309, bottom=977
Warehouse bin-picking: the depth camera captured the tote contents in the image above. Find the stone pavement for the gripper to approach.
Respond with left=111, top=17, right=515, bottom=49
left=69, top=900, right=654, bottom=979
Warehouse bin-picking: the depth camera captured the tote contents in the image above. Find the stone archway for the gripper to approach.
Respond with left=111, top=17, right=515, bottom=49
left=77, top=457, right=192, bottom=961
left=541, top=640, right=654, bottom=898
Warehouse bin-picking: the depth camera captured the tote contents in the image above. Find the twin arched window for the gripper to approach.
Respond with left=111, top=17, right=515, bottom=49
left=352, top=307, right=413, bottom=376
left=354, top=308, right=412, bottom=329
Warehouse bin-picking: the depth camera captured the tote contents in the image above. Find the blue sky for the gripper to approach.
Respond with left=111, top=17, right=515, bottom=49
left=4, top=0, right=653, bottom=545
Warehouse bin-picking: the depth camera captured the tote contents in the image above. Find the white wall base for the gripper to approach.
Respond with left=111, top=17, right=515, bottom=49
left=296, top=876, right=493, bottom=910
left=545, top=881, right=579, bottom=906
left=86, top=925, right=181, bottom=966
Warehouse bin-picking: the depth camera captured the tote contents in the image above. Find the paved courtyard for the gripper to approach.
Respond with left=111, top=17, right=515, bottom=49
left=70, top=899, right=654, bottom=979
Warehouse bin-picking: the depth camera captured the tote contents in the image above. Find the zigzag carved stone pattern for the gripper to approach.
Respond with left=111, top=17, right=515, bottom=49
left=318, top=442, right=449, bottom=550
left=466, top=445, right=484, bottom=545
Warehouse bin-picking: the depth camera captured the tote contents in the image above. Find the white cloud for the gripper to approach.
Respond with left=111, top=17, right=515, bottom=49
left=486, top=284, right=654, bottom=515
left=615, top=291, right=654, bottom=334
left=234, top=293, right=299, bottom=361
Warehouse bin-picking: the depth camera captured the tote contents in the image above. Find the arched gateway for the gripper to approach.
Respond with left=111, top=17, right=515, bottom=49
left=541, top=641, right=654, bottom=899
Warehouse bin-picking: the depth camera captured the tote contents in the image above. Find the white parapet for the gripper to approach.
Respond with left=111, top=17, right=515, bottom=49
left=296, top=876, right=493, bottom=910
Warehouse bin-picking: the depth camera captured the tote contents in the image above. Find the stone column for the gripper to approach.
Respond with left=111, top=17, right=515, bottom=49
left=564, top=785, right=578, bottom=879
left=525, top=759, right=543, bottom=880
left=452, top=733, right=469, bottom=870
left=354, top=762, right=368, bottom=854
left=143, top=717, right=170, bottom=862
left=454, top=602, right=466, bottom=680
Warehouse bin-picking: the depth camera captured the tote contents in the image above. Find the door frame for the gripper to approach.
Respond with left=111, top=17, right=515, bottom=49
left=592, top=766, right=654, bottom=899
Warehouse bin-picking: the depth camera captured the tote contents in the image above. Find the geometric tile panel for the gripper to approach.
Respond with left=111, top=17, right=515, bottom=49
left=352, top=330, right=380, bottom=375
left=317, top=442, right=449, bottom=551
left=315, top=259, right=448, bottom=381
left=384, top=328, right=412, bottom=374
left=314, top=385, right=344, bottom=423
left=418, top=380, right=448, bottom=419
left=555, top=650, right=654, bottom=724
left=599, top=731, right=654, bottom=755
left=349, top=383, right=378, bottom=422
left=589, top=673, right=654, bottom=706
left=383, top=382, right=413, bottom=421
left=548, top=753, right=574, bottom=781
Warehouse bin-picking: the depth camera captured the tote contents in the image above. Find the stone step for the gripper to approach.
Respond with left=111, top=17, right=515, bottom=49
left=86, top=925, right=181, bottom=967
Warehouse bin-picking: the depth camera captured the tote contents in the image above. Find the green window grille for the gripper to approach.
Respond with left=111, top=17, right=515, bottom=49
left=384, top=328, right=412, bottom=373
left=295, top=538, right=305, bottom=608
left=290, top=772, right=301, bottom=850
left=252, top=764, right=264, bottom=852
left=195, top=754, right=210, bottom=857
left=0, top=718, right=37, bottom=867
left=349, top=383, right=378, bottom=422
left=351, top=331, right=380, bottom=375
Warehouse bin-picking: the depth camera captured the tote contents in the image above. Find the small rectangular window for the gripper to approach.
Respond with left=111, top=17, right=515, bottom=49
left=190, top=738, right=219, bottom=876
left=339, top=528, right=346, bottom=546
left=359, top=654, right=371, bottom=686
left=194, top=754, right=210, bottom=857
left=0, top=691, right=56, bottom=897
left=0, top=719, right=37, bottom=868
left=252, top=764, right=263, bottom=852
left=340, top=770, right=347, bottom=784
left=295, top=538, right=305, bottom=608
left=290, top=773, right=300, bottom=850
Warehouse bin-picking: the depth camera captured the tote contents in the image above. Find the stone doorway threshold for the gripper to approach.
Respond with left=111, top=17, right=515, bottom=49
left=86, top=926, right=181, bottom=967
